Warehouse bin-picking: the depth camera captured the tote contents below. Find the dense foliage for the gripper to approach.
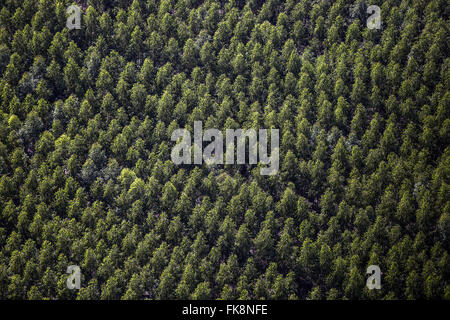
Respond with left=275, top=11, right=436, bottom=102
left=0, top=0, right=449, bottom=300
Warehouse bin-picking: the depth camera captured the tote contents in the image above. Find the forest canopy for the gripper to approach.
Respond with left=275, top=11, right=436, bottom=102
left=0, top=0, right=449, bottom=300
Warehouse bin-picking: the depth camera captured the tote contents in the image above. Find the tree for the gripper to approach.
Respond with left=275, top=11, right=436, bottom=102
left=191, top=281, right=211, bottom=300
left=345, top=266, right=364, bottom=300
